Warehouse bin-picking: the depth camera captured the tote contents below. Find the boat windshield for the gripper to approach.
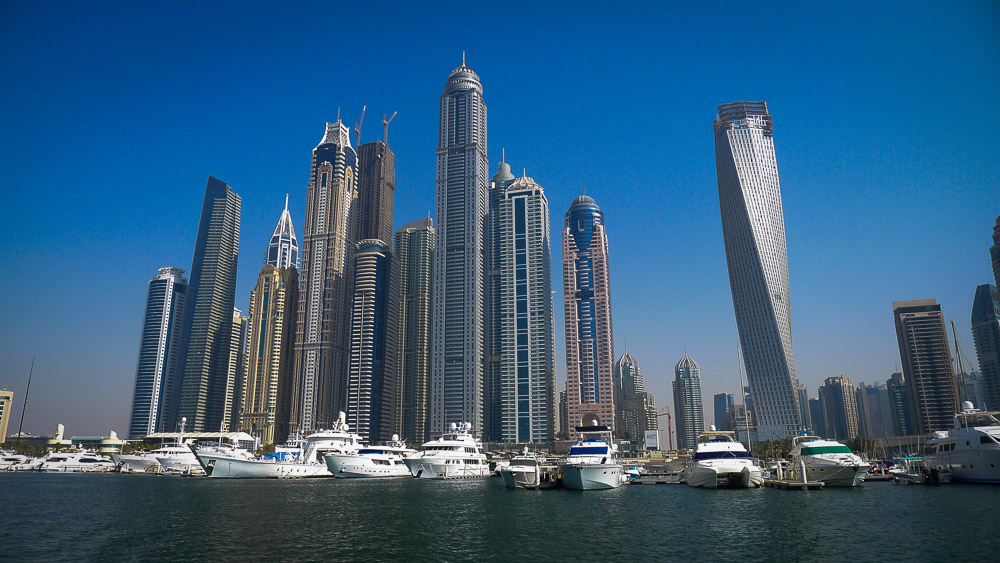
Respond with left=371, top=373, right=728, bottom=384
left=358, top=449, right=385, bottom=455
left=569, top=446, right=609, bottom=456
left=800, top=445, right=852, bottom=455
left=695, top=451, right=750, bottom=460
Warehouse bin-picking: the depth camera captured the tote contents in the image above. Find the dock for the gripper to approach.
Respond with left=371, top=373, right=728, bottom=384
left=630, top=473, right=682, bottom=485
left=763, top=479, right=824, bottom=491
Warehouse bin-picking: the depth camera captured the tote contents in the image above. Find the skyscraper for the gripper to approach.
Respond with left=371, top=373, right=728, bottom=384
left=856, top=382, right=890, bottom=439
left=356, top=140, right=396, bottom=245
left=562, top=195, right=615, bottom=432
left=175, top=176, right=241, bottom=432
left=990, top=216, right=1000, bottom=288
left=971, top=284, right=1000, bottom=410
left=796, top=384, right=813, bottom=434
left=0, top=389, right=13, bottom=443
left=292, top=120, right=358, bottom=433
left=893, top=299, right=959, bottom=433
left=615, top=351, right=657, bottom=444
left=714, top=101, right=801, bottom=438
left=224, top=308, right=249, bottom=431
left=818, top=375, right=859, bottom=441
left=673, top=354, right=704, bottom=451
left=431, top=57, right=488, bottom=437
left=885, top=372, right=911, bottom=436
left=127, top=267, right=187, bottom=439
left=346, top=240, right=400, bottom=442
left=395, top=218, right=435, bottom=444
left=713, top=393, right=735, bottom=431
left=239, top=201, right=300, bottom=445
left=808, top=398, right=826, bottom=438
left=486, top=159, right=516, bottom=442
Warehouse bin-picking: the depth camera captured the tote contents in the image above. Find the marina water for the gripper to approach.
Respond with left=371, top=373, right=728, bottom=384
left=2, top=473, right=997, bottom=561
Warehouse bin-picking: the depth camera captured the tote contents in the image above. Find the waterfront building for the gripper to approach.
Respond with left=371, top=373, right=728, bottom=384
left=492, top=173, right=556, bottom=443
left=356, top=140, right=396, bottom=245
left=673, top=354, right=704, bottom=450
left=175, top=176, right=241, bottom=432
left=562, top=195, right=616, bottom=432
left=615, top=351, right=658, bottom=445
left=558, top=390, right=568, bottom=437
left=395, top=218, right=435, bottom=444
left=714, top=393, right=735, bottom=431
left=126, top=267, right=187, bottom=439
left=893, top=299, right=960, bottom=433
left=797, top=384, right=813, bottom=434
left=818, top=375, right=859, bottom=441
left=885, top=372, right=911, bottom=436
left=224, top=308, right=249, bottom=431
left=485, top=159, right=516, bottom=442
left=0, top=389, right=12, bottom=442
left=714, top=101, right=802, bottom=438
left=431, top=56, right=489, bottom=437
left=856, top=383, right=890, bottom=439
left=346, top=239, right=400, bottom=442
left=991, top=216, right=1000, bottom=287
left=808, top=398, right=826, bottom=438
left=292, top=119, right=358, bottom=433
left=971, top=284, right=1000, bottom=410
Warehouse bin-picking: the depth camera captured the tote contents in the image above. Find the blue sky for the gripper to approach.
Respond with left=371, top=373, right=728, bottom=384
left=1, top=1, right=998, bottom=439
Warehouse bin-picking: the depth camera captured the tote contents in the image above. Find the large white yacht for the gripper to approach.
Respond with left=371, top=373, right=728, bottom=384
left=36, top=450, right=115, bottom=472
left=110, top=451, right=161, bottom=473
left=924, top=402, right=1000, bottom=484
left=325, top=435, right=415, bottom=478
left=788, top=435, right=869, bottom=486
left=500, top=447, right=545, bottom=489
left=193, top=415, right=363, bottom=478
left=404, top=423, right=490, bottom=479
left=1, top=451, right=30, bottom=471
left=559, top=424, right=624, bottom=490
left=684, top=429, right=763, bottom=488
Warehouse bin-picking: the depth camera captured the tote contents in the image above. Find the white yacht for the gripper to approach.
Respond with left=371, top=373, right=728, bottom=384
left=559, top=424, right=624, bottom=490
left=788, top=435, right=869, bottom=487
left=194, top=415, right=363, bottom=478
left=325, top=435, right=415, bottom=478
left=924, top=402, right=1000, bottom=484
left=683, top=429, right=763, bottom=488
left=1, top=451, right=31, bottom=471
left=404, top=423, right=490, bottom=479
left=37, top=450, right=115, bottom=472
left=110, top=452, right=160, bottom=473
left=153, top=441, right=203, bottom=475
left=500, top=447, right=545, bottom=489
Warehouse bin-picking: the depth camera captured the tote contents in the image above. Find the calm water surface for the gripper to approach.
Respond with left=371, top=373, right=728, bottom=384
left=1, top=473, right=997, bottom=561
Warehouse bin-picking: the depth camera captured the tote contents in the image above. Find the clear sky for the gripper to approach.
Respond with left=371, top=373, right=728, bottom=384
left=1, top=1, right=998, bottom=439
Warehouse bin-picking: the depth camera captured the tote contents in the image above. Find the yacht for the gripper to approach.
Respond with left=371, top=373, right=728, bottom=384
left=559, top=424, right=624, bottom=490
left=1, top=451, right=31, bottom=471
left=924, top=402, right=1000, bottom=484
left=683, top=428, right=763, bottom=488
left=193, top=414, right=363, bottom=478
left=325, top=435, right=415, bottom=478
left=111, top=450, right=162, bottom=473
left=37, top=450, right=115, bottom=472
left=404, top=423, right=490, bottom=479
left=500, top=447, right=545, bottom=489
left=788, top=435, right=870, bottom=487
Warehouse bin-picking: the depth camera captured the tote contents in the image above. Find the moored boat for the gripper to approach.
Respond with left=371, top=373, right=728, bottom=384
left=325, top=435, right=414, bottom=478
left=404, top=423, right=490, bottom=479
left=500, top=447, right=545, bottom=489
left=683, top=429, right=763, bottom=488
left=789, top=435, right=869, bottom=487
left=924, top=402, right=1000, bottom=484
left=559, top=424, right=624, bottom=490
left=36, top=449, right=115, bottom=472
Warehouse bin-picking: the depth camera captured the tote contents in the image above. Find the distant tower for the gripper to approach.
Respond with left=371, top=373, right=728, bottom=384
left=856, top=382, right=889, bottom=439
left=971, top=284, right=1000, bottom=410
left=495, top=173, right=556, bottom=443
left=808, top=398, right=826, bottom=438
left=346, top=240, right=400, bottom=442
left=797, top=384, right=813, bottom=433
left=292, top=119, right=358, bottom=433
left=127, top=267, right=187, bottom=439
left=885, top=372, right=911, bottom=436
left=0, top=389, right=12, bottom=442
left=431, top=56, right=489, bottom=437
left=562, top=195, right=616, bottom=431
left=673, top=354, right=704, bottom=451
left=615, top=351, right=657, bottom=445
left=714, top=101, right=801, bottom=438
left=990, top=216, right=1000, bottom=288
left=395, top=218, right=435, bottom=444
left=356, top=141, right=396, bottom=245
left=225, top=308, right=249, bottom=431
left=713, top=393, right=735, bottom=431
left=558, top=390, right=568, bottom=437
left=893, top=299, right=959, bottom=433
left=485, top=158, right=516, bottom=442
left=175, top=176, right=241, bottom=432
left=817, top=375, right=859, bottom=440
left=267, top=195, right=299, bottom=269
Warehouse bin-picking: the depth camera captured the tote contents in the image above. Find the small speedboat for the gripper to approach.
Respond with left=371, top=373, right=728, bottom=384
left=500, top=447, right=545, bottom=489
left=683, top=428, right=763, bottom=488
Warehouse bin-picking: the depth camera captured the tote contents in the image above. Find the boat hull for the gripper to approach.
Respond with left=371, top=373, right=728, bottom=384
left=559, top=463, right=623, bottom=490
left=111, top=454, right=160, bottom=473
left=500, top=466, right=540, bottom=489
left=801, top=460, right=869, bottom=487
left=195, top=451, right=330, bottom=478
left=325, top=454, right=411, bottom=478
left=926, top=449, right=1000, bottom=484
left=685, top=462, right=763, bottom=488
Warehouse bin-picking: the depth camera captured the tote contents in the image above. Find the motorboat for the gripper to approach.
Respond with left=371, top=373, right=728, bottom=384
left=36, top=449, right=115, bottom=472
left=683, top=428, right=763, bottom=488
left=110, top=451, right=161, bottom=473
left=924, top=402, right=1000, bottom=484
left=500, top=447, right=545, bottom=489
left=788, top=435, right=870, bottom=487
left=404, top=422, right=490, bottom=479
left=193, top=413, right=363, bottom=478
left=0, top=451, right=31, bottom=471
left=559, top=424, right=625, bottom=490
left=325, top=435, right=415, bottom=478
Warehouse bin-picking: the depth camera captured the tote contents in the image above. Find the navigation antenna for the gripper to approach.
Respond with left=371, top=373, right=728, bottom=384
left=383, top=111, right=397, bottom=144
left=353, top=105, right=366, bottom=148
left=16, top=356, right=34, bottom=440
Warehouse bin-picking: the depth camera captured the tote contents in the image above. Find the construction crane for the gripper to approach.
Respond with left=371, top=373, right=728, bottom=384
left=656, top=409, right=673, bottom=451
left=353, top=105, right=366, bottom=148
left=382, top=111, right=397, bottom=144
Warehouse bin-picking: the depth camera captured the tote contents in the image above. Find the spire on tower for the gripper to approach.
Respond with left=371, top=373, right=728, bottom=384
left=462, top=50, right=466, bottom=66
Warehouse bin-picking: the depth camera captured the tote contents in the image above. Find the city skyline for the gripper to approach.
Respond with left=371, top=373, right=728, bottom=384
left=2, top=3, right=998, bottom=435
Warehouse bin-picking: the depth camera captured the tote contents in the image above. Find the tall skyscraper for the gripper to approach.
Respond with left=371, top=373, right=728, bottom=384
left=818, top=375, right=859, bottom=441
left=893, top=299, right=959, bottom=433
left=224, top=308, right=249, bottom=431
left=558, top=390, right=568, bottom=437
left=485, top=159, right=516, bottom=442
left=356, top=140, right=396, bottom=245
left=0, top=389, right=13, bottom=443
left=808, top=398, right=826, bottom=438
left=292, top=120, right=358, bottom=433
left=990, top=216, right=1000, bottom=288
left=395, top=218, right=435, bottom=444
left=615, top=351, right=657, bottom=444
left=713, top=393, right=735, bottom=431
left=493, top=174, right=556, bottom=443
left=971, top=284, right=1000, bottom=410
left=562, top=195, right=616, bottom=432
left=239, top=201, right=300, bottom=445
left=796, top=384, right=813, bottom=434
left=714, top=101, right=801, bottom=438
left=175, top=176, right=241, bottom=432
left=885, top=372, right=911, bottom=436
left=346, top=240, right=400, bottom=442
left=673, top=354, right=704, bottom=451
left=127, top=267, right=187, bottom=439
left=856, top=382, right=890, bottom=439
left=431, top=57, right=489, bottom=437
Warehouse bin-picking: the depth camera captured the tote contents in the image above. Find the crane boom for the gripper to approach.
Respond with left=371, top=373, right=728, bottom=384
left=353, top=105, right=366, bottom=147
left=383, top=111, right=397, bottom=144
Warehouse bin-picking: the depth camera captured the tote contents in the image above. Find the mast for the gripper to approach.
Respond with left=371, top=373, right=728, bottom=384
left=16, top=356, right=34, bottom=440
left=950, top=321, right=970, bottom=405
left=738, top=345, right=752, bottom=455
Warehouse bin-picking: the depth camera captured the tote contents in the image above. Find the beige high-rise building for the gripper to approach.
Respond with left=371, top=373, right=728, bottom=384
left=818, top=375, right=859, bottom=441
left=224, top=308, right=249, bottom=431
left=893, top=299, right=959, bottom=433
left=0, top=389, right=13, bottom=443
